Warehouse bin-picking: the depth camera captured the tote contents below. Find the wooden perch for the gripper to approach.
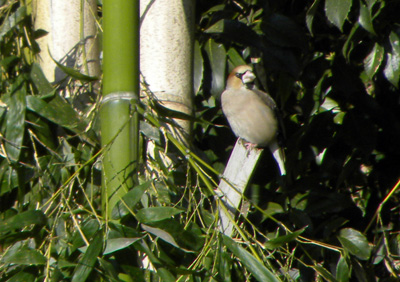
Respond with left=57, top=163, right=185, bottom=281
left=217, top=139, right=263, bottom=236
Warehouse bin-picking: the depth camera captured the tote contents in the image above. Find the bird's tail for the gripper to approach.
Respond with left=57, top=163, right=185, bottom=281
left=270, top=141, right=286, bottom=175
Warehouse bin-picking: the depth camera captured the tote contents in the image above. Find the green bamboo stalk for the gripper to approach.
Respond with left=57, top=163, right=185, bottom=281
left=101, top=0, right=140, bottom=219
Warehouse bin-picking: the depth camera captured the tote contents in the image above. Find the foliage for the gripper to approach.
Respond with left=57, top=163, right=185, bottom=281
left=0, top=0, right=399, bottom=281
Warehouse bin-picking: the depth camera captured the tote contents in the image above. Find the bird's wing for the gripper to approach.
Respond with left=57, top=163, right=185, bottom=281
left=253, top=89, right=286, bottom=148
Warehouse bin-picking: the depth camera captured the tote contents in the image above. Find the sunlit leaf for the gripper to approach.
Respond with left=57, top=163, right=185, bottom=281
left=142, top=224, right=193, bottom=252
left=359, top=1, right=375, bottom=35
left=103, top=238, right=140, bottom=255
left=338, top=228, right=372, bottom=260
left=383, top=32, right=400, bottom=88
left=50, top=52, right=98, bottom=82
left=136, top=207, right=183, bottom=223
left=364, top=43, right=384, bottom=79
left=223, top=235, right=281, bottom=282
left=325, top=0, right=352, bottom=31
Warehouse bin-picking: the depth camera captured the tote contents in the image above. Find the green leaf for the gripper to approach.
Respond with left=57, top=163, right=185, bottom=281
left=263, top=202, right=284, bottom=218
left=338, top=228, right=372, bottom=260
left=336, top=255, right=351, bottom=282
left=112, top=181, right=151, bottom=219
left=0, top=210, right=46, bottom=233
left=136, top=207, right=183, bottom=223
left=4, top=87, right=26, bottom=161
left=103, top=237, right=140, bottom=255
left=2, top=248, right=46, bottom=265
left=313, top=264, right=336, bottom=281
left=0, top=6, right=27, bottom=41
left=142, top=224, right=193, bottom=252
left=71, top=219, right=101, bottom=253
left=26, top=94, right=86, bottom=133
left=204, top=39, right=226, bottom=97
left=193, top=40, right=204, bottom=95
left=50, top=52, right=99, bottom=82
left=265, top=227, right=306, bottom=250
left=306, top=0, right=321, bottom=36
left=358, top=1, right=375, bottom=35
left=71, top=231, right=103, bottom=282
left=6, top=271, right=36, bottom=282
left=227, top=47, right=246, bottom=67
left=222, top=235, right=281, bottom=282
left=383, top=32, right=400, bottom=88
left=325, top=0, right=352, bottom=31
left=261, top=14, right=307, bottom=50
left=364, top=43, right=384, bottom=79
left=30, top=63, right=54, bottom=95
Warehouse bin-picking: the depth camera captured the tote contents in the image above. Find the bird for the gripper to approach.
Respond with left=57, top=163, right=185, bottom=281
left=221, top=65, right=286, bottom=175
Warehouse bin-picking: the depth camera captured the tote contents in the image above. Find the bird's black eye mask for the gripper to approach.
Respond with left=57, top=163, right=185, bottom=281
left=235, top=72, right=245, bottom=79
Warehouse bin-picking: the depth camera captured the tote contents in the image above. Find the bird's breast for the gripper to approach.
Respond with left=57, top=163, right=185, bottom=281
left=221, top=89, right=278, bottom=147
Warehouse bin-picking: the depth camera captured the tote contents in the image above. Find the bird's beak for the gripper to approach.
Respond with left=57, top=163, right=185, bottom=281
left=241, top=71, right=256, bottom=84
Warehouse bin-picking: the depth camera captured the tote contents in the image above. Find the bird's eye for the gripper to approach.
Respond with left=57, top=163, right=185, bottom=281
left=235, top=73, right=243, bottom=78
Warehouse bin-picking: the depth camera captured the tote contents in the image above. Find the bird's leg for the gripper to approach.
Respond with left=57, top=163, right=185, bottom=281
left=240, top=139, right=257, bottom=156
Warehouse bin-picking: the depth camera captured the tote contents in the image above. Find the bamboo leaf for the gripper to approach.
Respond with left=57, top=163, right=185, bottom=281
left=265, top=227, right=306, bottom=250
left=103, top=238, right=140, bottom=255
left=26, top=95, right=86, bottom=133
left=4, top=87, right=26, bottom=161
left=325, top=0, right=352, bottom=31
left=2, top=248, right=46, bottom=265
left=338, top=228, right=372, bottom=260
left=193, top=40, right=204, bottom=95
left=222, top=235, right=281, bottom=282
left=6, top=271, right=35, bottom=282
left=142, top=224, right=193, bottom=252
left=50, top=52, right=99, bottom=82
left=136, top=207, right=183, bottom=223
left=112, top=181, right=151, bottom=219
left=30, top=63, right=54, bottom=95
left=0, top=210, right=46, bottom=233
left=71, top=231, right=103, bottom=282
left=0, top=6, right=27, bottom=40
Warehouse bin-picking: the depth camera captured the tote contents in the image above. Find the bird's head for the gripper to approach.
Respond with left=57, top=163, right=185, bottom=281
left=226, top=65, right=256, bottom=90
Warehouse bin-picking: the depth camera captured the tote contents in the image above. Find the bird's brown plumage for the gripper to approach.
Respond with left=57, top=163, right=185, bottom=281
left=221, top=65, right=286, bottom=175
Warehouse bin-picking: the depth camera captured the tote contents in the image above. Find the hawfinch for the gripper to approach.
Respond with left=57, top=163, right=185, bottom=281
left=221, top=65, right=286, bottom=175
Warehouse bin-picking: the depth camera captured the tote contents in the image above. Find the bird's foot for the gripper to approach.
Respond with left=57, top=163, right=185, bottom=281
left=242, top=141, right=258, bottom=156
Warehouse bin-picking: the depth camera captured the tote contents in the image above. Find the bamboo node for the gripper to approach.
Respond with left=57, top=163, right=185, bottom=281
left=101, top=92, right=137, bottom=105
